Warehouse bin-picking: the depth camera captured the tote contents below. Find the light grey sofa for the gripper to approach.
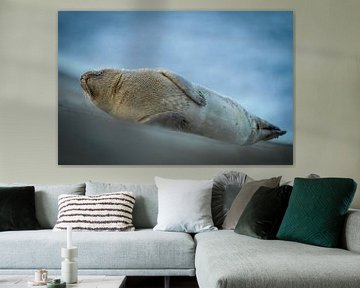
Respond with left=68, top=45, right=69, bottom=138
left=0, top=181, right=359, bottom=288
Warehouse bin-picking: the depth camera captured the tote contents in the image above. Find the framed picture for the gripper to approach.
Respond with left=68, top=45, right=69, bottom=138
left=58, top=11, right=293, bottom=165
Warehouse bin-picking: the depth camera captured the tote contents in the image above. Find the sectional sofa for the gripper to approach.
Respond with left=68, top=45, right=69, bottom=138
left=0, top=180, right=359, bottom=288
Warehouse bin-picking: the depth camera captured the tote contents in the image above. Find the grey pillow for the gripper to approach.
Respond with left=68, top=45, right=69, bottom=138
left=283, top=173, right=320, bottom=186
left=212, top=171, right=252, bottom=228
left=153, top=177, right=217, bottom=233
left=0, top=183, right=85, bottom=228
left=222, top=176, right=281, bottom=230
left=86, top=181, right=158, bottom=229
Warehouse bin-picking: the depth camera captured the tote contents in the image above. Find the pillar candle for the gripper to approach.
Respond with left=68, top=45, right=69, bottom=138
left=67, top=225, right=72, bottom=248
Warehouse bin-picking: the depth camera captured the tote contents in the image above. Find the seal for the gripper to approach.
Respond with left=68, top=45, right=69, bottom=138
left=80, top=68, right=286, bottom=145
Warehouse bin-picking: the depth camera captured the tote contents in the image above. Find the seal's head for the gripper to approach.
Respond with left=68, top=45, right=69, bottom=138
left=80, top=69, right=122, bottom=113
left=245, top=114, right=286, bottom=145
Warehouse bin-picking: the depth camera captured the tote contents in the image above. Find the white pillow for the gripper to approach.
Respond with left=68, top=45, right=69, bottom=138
left=153, top=177, right=217, bottom=233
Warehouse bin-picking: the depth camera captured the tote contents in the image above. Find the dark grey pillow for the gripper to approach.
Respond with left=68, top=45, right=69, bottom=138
left=235, top=185, right=293, bottom=239
left=212, top=171, right=252, bottom=228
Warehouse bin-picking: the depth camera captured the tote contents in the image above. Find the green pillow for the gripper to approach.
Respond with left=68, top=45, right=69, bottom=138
left=277, top=178, right=357, bottom=247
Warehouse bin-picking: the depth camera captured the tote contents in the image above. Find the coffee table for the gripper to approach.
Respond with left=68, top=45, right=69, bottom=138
left=0, top=275, right=126, bottom=288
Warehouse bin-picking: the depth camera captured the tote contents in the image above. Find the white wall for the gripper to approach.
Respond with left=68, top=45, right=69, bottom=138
left=0, top=0, right=359, bottom=208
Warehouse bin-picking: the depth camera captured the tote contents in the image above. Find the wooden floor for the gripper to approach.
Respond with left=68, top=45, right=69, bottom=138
left=126, top=276, right=199, bottom=288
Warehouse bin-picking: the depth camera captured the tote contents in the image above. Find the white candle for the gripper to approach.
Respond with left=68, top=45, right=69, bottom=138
left=67, top=225, right=72, bottom=249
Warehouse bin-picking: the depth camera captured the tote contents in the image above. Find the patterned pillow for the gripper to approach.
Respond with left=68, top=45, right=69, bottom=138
left=53, top=192, right=135, bottom=232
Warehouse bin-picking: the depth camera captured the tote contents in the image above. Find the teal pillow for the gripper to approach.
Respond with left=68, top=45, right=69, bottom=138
left=277, top=178, right=357, bottom=247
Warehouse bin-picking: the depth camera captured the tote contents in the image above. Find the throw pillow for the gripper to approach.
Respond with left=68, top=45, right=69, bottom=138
left=153, top=177, right=217, bottom=233
left=277, top=178, right=357, bottom=248
left=222, top=176, right=281, bottom=230
left=234, top=185, right=293, bottom=239
left=0, top=186, right=41, bottom=231
left=53, top=192, right=136, bottom=231
left=212, top=171, right=252, bottom=228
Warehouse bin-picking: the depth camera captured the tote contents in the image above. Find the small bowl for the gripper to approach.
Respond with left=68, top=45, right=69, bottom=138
left=47, top=279, right=66, bottom=288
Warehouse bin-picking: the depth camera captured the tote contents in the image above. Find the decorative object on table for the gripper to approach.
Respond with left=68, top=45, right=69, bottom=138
left=35, top=269, right=48, bottom=283
left=27, top=269, right=51, bottom=287
left=47, top=279, right=66, bottom=288
left=61, top=226, right=78, bottom=284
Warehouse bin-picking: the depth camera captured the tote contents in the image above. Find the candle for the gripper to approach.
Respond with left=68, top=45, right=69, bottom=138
left=67, top=225, right=72, bottom=249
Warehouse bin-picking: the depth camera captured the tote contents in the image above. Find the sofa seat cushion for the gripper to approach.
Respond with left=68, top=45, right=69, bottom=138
left=195, top=230, right=360, bottom=288
left=0, top=229, right=195, bottom=270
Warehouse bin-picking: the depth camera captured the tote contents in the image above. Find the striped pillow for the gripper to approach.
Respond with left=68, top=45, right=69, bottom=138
left=53, top=192, right=135, bottom=231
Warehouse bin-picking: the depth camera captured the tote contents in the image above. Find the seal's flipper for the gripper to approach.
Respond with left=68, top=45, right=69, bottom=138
left=158, top=70, right=207, bottom=106
left=139, top=112, right=190, bottom=131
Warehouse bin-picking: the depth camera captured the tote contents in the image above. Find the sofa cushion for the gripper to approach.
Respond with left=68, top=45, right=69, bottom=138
left=212, top=171, right=252, bottom=228
left=222, top=176, right=281, bottom=229
left=0, top=183, right=85, bottom=229
left=153, top=177, right=216, bottom=233
left=195, top=230, right=360, bottom=288
left=277, top=178, right=357, bottom=247
left=342, top=209, right=360, bottom=253
left=0, top=229, right=195, bottom=271
left=234, top=185, right=292, bottom=239
left=0, top=186, right=40, bottom=231
left=86, top=182, right=158, bottom=229
left=53, top=192, right=136, bottom=232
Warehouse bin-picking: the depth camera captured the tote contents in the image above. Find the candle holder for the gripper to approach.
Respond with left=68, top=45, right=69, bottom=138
left=61, top=247, right=78, bottom=284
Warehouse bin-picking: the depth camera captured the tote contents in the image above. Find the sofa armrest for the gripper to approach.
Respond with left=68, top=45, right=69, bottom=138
left=342, top=209, right=360, bottom=253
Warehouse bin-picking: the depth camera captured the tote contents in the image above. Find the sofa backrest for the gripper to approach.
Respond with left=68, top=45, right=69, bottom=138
left=86, top=181, right=158, bottom=229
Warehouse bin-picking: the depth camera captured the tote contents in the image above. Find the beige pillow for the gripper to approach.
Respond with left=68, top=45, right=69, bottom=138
left=222, top=176, right=281, bottom=230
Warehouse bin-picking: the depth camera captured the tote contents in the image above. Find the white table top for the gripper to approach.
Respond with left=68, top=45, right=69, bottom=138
left=0, top=275, right=126, bottom=288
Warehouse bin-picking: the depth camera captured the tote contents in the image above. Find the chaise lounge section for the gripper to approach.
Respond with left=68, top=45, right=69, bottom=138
left=195, top=214, right=360, bottom=288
